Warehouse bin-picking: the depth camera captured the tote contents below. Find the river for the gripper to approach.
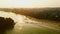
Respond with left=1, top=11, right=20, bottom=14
left=0, top=11, right=60, bottom=34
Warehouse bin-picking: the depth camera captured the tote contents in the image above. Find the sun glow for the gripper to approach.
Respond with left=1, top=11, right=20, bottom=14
left=0, top=11, right=26, bottom=24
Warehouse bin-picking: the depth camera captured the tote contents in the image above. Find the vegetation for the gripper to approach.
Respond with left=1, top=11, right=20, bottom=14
left=0, top=7, right=60, bottom=21
left=35, top=9, right=60, bottom=20
left=0, top=17, right=15, bottom=34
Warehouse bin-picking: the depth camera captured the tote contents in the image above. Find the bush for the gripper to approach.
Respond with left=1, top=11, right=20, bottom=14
left=0, top=17, right=15, bottom=34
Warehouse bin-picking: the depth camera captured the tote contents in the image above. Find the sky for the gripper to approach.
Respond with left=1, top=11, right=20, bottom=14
left=0, top=0, right=60, bottom=8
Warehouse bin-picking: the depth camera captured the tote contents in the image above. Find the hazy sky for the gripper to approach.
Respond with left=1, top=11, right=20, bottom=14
left=0, top=0, right=60, bottom=8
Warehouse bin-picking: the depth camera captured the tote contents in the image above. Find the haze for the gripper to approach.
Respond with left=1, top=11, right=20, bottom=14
left=0, top=0, right=60, bottom=8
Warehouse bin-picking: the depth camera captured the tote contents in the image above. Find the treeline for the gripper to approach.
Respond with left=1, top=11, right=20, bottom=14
left=32, top=8, right=60, bottom=21
left=0, top=8, right=60, bottom=21
left=0, top=17, right=15, bottom=34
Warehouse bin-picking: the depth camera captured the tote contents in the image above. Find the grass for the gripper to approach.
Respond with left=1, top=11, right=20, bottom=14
left=20, top=24, right=60, bottom=34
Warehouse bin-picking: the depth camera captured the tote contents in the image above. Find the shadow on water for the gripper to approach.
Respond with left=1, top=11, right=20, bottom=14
left=0, top=17, right=15, bottom=34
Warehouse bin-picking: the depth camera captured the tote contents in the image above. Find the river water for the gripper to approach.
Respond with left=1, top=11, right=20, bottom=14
left=0, top=11, right=60, bottom=34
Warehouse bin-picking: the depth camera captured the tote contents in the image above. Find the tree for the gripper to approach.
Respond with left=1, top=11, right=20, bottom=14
left=0, top=17, right=15, bottom=34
